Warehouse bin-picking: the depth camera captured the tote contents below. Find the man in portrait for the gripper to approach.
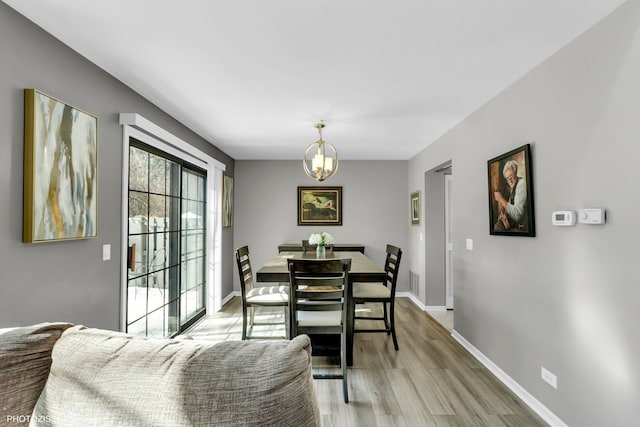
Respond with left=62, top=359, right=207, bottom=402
left=493, top=159, right=528, bottom=232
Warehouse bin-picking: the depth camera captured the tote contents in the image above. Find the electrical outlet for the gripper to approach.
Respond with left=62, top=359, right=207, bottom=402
left=541, top=367, right=557, bottom=389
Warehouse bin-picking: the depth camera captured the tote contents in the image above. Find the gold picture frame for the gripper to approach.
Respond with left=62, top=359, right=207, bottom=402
left=410, top=191, right=421, bottom=226
left=222, top=174, right=233, bottom=227
left=298, top=186, right=342, bottom=226
left=23, top=89, right=98, bottom=243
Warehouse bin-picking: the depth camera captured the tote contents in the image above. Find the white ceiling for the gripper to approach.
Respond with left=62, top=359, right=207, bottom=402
left=2, top=0, right=626, bottom=160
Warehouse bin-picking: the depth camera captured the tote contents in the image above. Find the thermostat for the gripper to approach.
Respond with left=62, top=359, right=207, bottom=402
left=551, top=211, right=576, bottom=226
left=578, top=208, right=605, bottom=225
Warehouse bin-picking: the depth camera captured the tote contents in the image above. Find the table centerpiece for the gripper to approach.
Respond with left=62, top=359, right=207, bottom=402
left=308, top=232, right=335, bottom=258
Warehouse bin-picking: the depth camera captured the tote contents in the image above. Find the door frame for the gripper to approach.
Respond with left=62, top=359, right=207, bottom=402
left=119, top=113, right=226, bottom=332
left=445, top=173, right=454, bottom=309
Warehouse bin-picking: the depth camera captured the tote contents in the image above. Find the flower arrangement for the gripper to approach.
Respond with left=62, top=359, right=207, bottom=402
left=308, top=232, right=335, bottom=247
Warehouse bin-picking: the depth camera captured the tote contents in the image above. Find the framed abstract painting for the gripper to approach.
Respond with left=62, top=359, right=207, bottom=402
left=23, top=89, right=98, bottom=243
left=410, top=191, right=421, bottom=226
left=222, top=174, right=233, bottom=227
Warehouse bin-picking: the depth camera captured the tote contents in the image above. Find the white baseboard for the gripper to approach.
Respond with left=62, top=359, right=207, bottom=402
left=397, top=292, right=426, bottom=310
left=451, top=330, right=568, bottom=427
left=396, top=293, right=448, bottom=313
left=220, top=291, right=240, bottom=308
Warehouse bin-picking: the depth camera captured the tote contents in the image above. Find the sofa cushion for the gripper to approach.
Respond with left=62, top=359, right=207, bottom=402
left=32, top=326, right=319, bottom=426
left=0, top=322, right=73, bottom=426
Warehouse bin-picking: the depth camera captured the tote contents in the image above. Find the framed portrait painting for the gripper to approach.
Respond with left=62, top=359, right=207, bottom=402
left=410, top=191, right=421, bottom=226
left=487, top=143, right=535, bottom=237
left=298, top=186, right=342, bottom=226
left=222, top=174, right=233, bottom=227
left=23, top=89, right=98, bottom=243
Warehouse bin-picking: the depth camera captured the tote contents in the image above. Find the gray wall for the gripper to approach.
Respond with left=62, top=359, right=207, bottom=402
left=409, top=2, right=639, bottom=425
left=0, top=3, right=235, bottom=330
left=233, top=160, right=409, bottom=292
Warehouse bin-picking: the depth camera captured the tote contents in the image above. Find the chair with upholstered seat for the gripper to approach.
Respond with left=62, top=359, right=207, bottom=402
left=235, top=246, right=289, bottom=340
left=353, top=244, right=403, bottom=350
left=288, top=258, right=351, bottom=403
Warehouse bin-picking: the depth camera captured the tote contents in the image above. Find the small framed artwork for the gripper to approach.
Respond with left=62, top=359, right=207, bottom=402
left=23, top=89, right=98, bottom=243
left=410, top=191, right=421, bottom=226
left=298, top=186, right=342, bottom=226
left=222, top=174, right=233, bottom=227
left=487, top=143, right=535, bottom=237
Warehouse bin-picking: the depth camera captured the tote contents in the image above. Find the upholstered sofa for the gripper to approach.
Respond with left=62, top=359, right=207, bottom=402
left=0, top=323, right=320, bottom=426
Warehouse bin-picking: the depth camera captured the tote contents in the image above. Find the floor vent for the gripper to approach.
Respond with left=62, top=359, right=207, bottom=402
left=409, top=271, right=419, bottom=295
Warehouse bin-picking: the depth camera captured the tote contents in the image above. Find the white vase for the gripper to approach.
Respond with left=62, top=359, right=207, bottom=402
left=316, top=245, right=326, bottom=259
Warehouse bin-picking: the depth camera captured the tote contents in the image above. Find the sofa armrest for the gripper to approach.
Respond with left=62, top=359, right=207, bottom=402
left=0, top=323, right=73, bottom=426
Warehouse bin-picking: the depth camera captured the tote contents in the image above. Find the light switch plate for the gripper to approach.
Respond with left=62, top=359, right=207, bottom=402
left=541, top=366, right=557, bottom=389
left=466, top=238, right=473, bottom=251
left=102, top=244, right=111, bottom=261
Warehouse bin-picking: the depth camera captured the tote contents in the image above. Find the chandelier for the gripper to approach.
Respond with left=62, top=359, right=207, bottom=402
left=303, top=121, right=338, bottom=182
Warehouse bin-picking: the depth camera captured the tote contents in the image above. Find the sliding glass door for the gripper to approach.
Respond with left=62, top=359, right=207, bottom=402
left=180, top=168, right=207, bottom=326
left=126, top=140, right=206, bottom=337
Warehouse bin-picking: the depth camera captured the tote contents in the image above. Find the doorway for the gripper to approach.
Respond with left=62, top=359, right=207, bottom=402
left=424, top=162, right=453, bottom=331
left=126, top=140, right=207, bottom=337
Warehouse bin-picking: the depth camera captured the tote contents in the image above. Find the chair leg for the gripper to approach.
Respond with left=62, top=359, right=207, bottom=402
left=341, top=327, right=349, bottom=403
left=241, top=303, right=249, bottom=340
left=390, top=301, right=398, bottom=351
left=382, top=302, right=390, bottom=333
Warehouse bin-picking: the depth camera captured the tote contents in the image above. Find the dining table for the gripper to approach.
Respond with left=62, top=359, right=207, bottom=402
left=255, top=251, right=386, bottom=366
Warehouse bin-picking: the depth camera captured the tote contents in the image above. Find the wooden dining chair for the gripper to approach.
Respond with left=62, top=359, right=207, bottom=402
left=235, top=246, right=289, bottom=340
left=353, top=244, right=403, bottom=350
left=301, top=239, right=315, bottom=253
left=302, top=239, right=334, bottom=254
left=288, top=258, right=352, bottom=403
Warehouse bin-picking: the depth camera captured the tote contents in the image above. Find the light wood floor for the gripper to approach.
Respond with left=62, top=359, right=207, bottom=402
left=184, top=297, right=547, bottom=427
left=426, top=309, right=454, bottom=332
